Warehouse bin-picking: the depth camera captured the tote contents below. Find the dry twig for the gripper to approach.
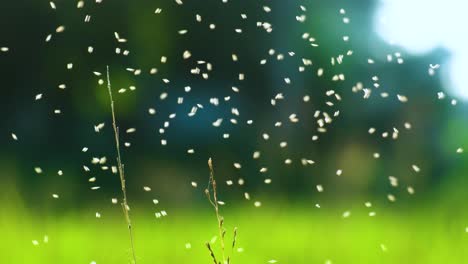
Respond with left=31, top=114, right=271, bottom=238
left=106, top=65, right=137, bottom=264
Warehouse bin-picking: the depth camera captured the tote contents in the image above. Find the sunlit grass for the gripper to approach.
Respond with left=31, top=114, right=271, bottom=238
left=2, top=203, right=467, bottom=264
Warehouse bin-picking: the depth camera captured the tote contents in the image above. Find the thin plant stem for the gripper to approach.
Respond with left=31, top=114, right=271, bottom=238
left=106, top=65, right=137, bottom=264
left=228, top=227, right=238, bottom=264
left=206, top=242, right=219, bottom=264
left=206, top=158, right=226, bottom=264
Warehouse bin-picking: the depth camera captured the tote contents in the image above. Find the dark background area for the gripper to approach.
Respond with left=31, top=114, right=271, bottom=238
left=0, top=0, right=466, bottom=214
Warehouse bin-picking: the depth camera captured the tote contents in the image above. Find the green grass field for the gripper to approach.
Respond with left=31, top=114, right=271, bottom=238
left=2, top=203, right=467, bottom=264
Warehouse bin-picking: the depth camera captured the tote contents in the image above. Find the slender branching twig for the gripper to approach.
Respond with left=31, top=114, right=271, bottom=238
left=205, top=158, right=237, bottom=264
left=106, top=65, right=137, bottom=264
